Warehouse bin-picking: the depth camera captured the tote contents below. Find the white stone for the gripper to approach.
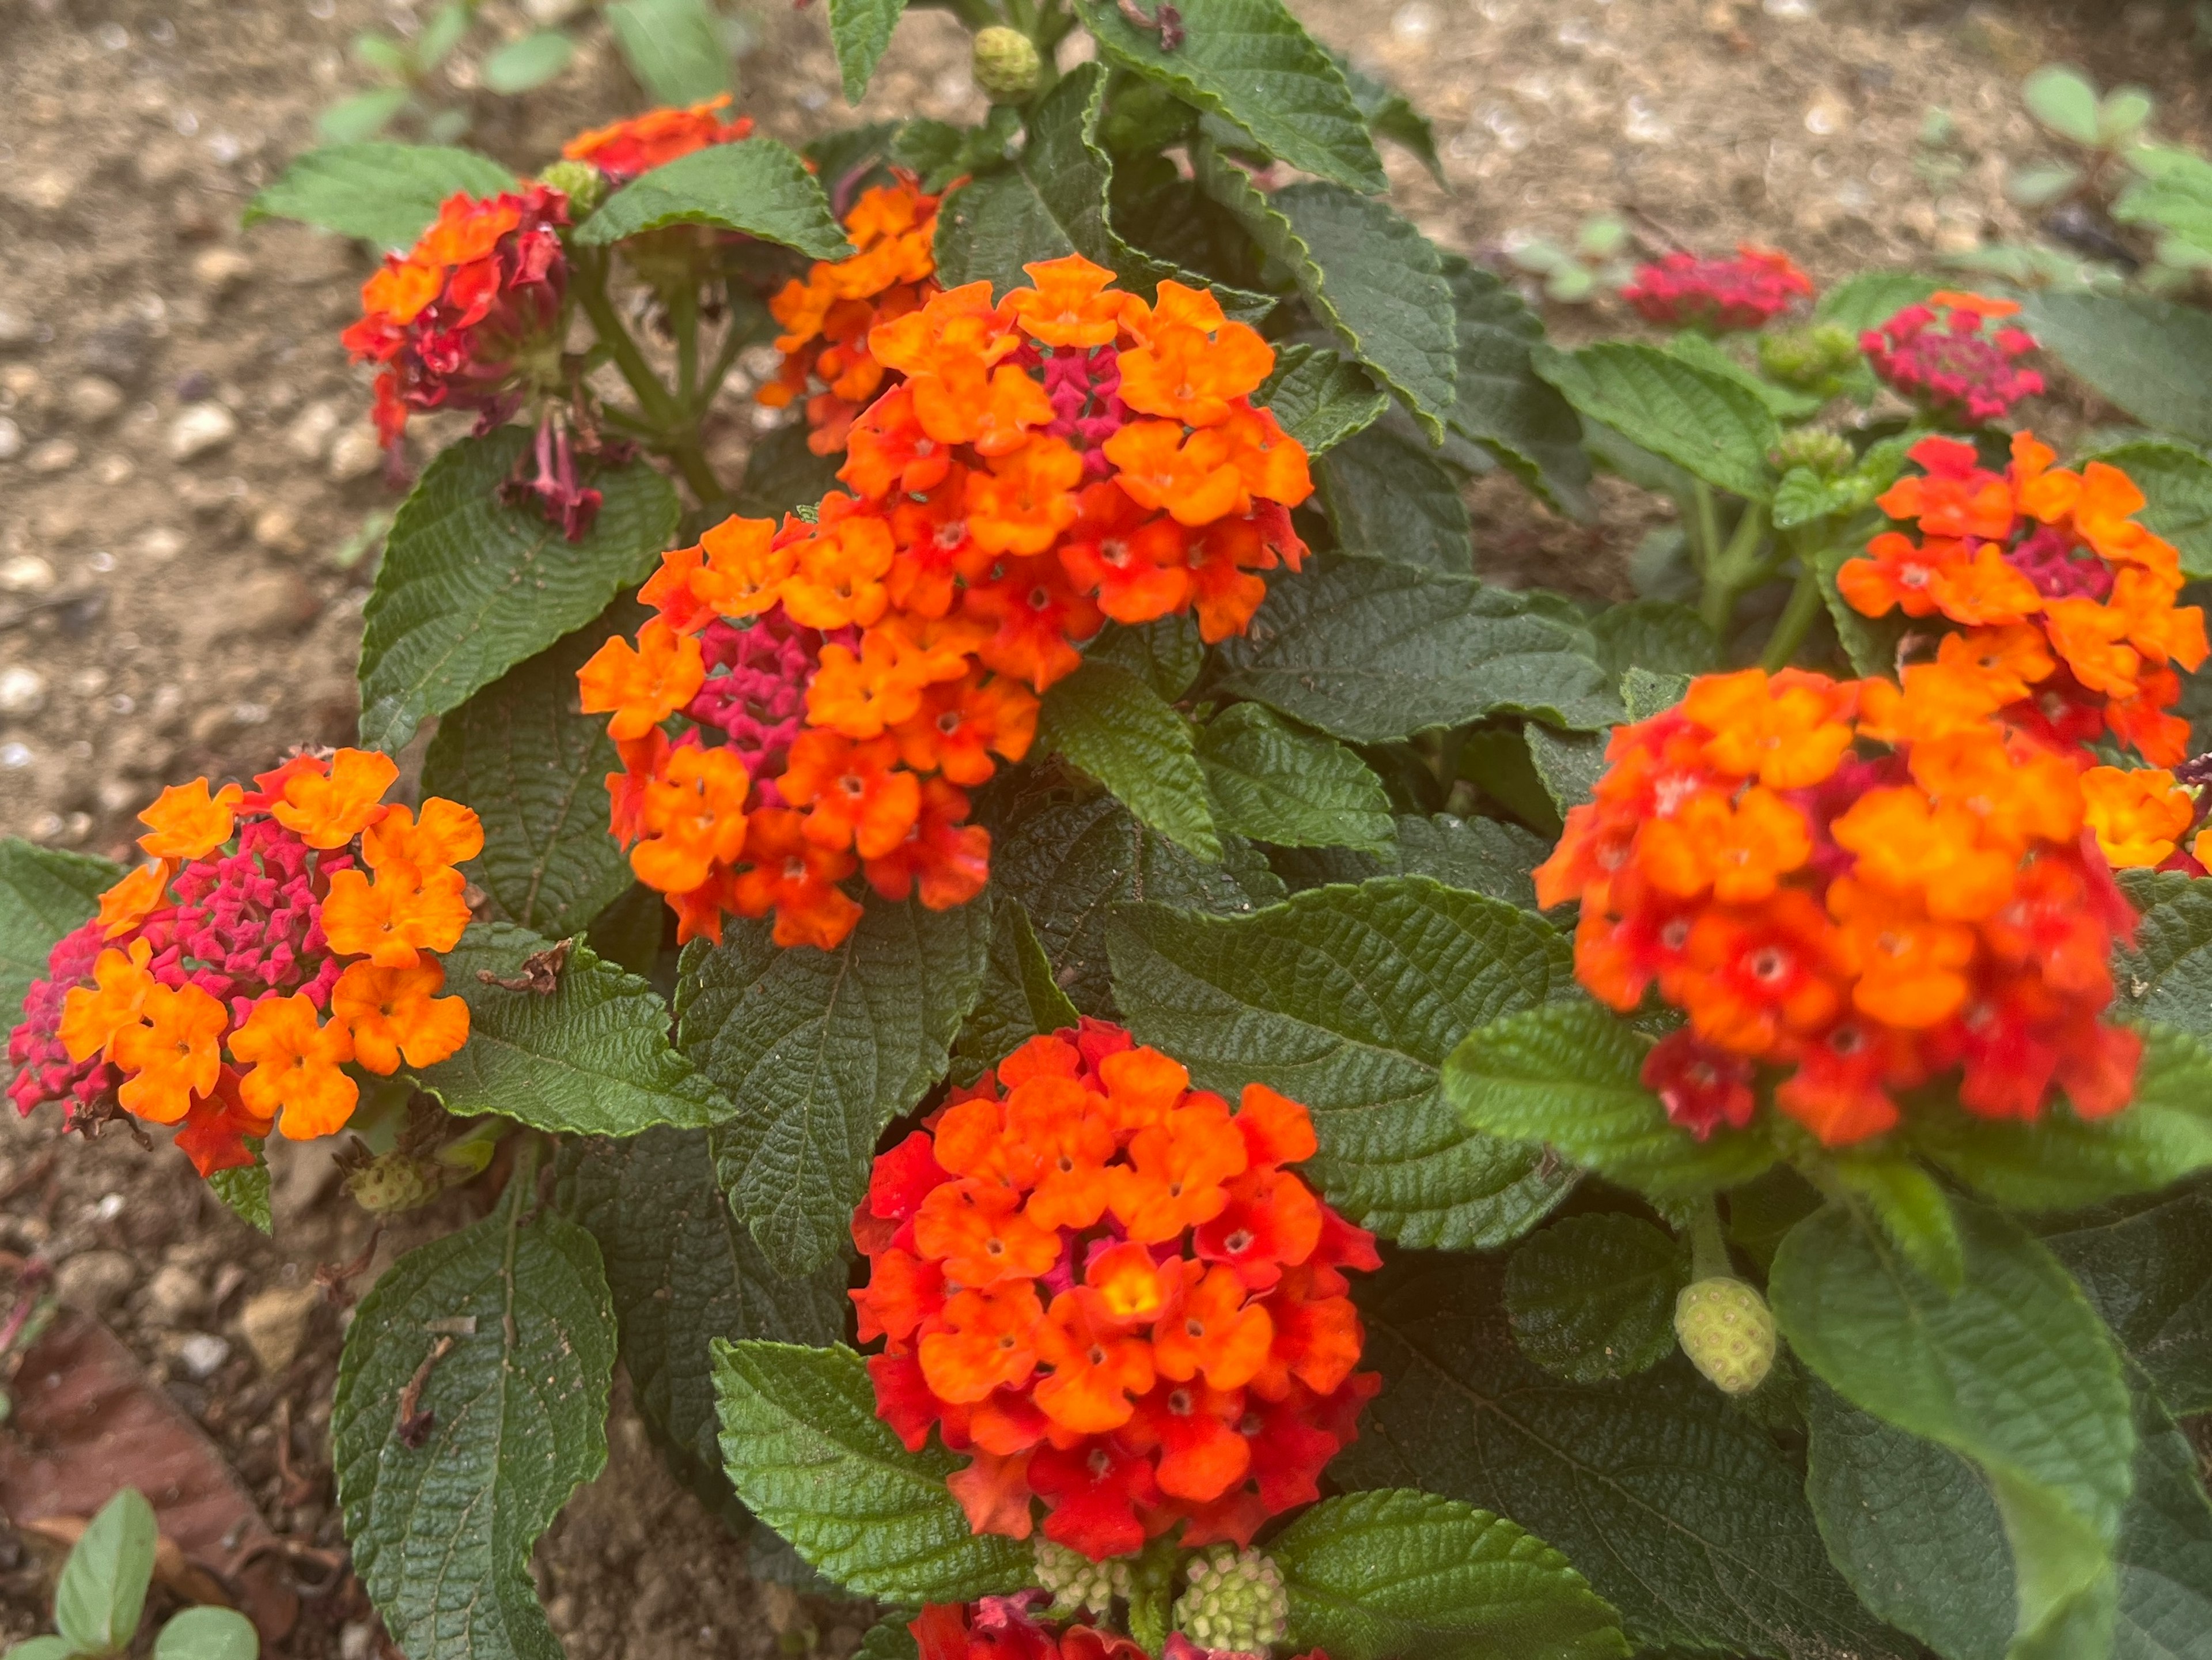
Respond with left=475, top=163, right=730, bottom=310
left=0, top=555, right=56, bottom=593
left=177, top=1333, right=231, bottom=1378
left=0, top=666, right=47, bottom=716
left=191, top=247, right=253, bottom=294
left=286, top=399, right=340, bottom=462
left=65, top=375, right=125, bottom=426
left=0, top=307, right=34, bottom=347
left=26, top=439, right=78, bottom=474
left=166, top=402, right=238, bottom=461
left=0, top=416, right=21, bottom=460
left=142, top=1261, right=207, bottom=1324
left=55, top=1249, right=136, bottom=1314
left=327, top=423, right=384, bottom=482
left=239, top=1283, right=321, bottom=1373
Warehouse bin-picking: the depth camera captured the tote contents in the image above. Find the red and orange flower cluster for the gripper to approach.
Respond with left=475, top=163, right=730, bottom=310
left=580, top=254, right=1312, bottom=951
left=1862, top=290, right=2044, bottom=426
left=559, top=94, right=753, bottom=184
left=853, top=1022, right=1378, bottom=1563
left=1621, top=244, right=1813, bottom=332
left=909, top=1599, right=1322, bottom=1660
left=6, top=753, right=478, bottom=1177
left=1840, top=433, right=2208, bottom=767
left=1537, top=667, right=2143, bottom=1147
left=758, top=174, right=945, bottom=453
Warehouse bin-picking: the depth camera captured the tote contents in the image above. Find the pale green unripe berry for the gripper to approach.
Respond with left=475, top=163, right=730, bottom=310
left=1675, top=1276, right=1777, bottom=1395
left=537, top=159, right=605, bottom=217
left=1768, top=428, right=1857, bottom=479
left=1035, top=1536, right=1128, bottom=1620
left=1172, top=1545, right=1288, bottom=1657
left=1758, top=323, right=1859, bottom=390
left=974, top=27, right=1043, bottom=102
left=345, top=1152, right=445, bottom=1215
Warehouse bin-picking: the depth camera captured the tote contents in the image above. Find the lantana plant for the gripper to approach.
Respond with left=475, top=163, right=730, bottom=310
left=7, top=6, right=2212, bottom=1660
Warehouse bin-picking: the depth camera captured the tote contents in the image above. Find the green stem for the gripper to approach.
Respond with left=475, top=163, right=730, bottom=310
left=1761, top=562, right=1827, bottom=671
left=503, top=1132, right=544, bottom=1237
left=672, top=283, right=699, bottom=413
left=665, top=439, right=728, bottom=511
left=1690, top=481, right=1723, bottom=575
left=1698, top=501, right=1771, bottom=640
left=576, top=253, right=679, bottom=428
left=1687, top=1198, right=1733, bottom=1283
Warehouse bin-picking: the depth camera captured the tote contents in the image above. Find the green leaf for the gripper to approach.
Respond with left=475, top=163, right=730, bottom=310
left=56, top=1488, right=157, bottom=1656
left=421, top=607, right=638, bottom=940
left=1772, top=466, right=1857, bottom=530
left=1665, top=330, right=1825, bottom=421
left=357, top=429, right=680, bottom=754
left=1192, top=146, right=1455, bottom=440
left=1268, top=1489, right=1631, bottom=1660
left=555, top=1127, right=848, bottom=1518
left=1587, top=599, right=1718, bottom=682
left=711, top=1340, right=1031, bottom=1601
left=415, top=921, right=728, bottom=1135
left=1259, top=343, right=1388, bottom=458
left=1831, top=1151, right=1965, bottom=1294
left=577, top=139, right=852, bottom=258
left=679, top=893, right=989, bottom=1274
left=1196, top=702, right=1395, bottom=853
left=1905, top=1023, right=2212, bottom=1210
left=892, top=111, right=1019, bottom=195
left=1770, top=1200, right=2135, bottom=1656
left=1084, top=615, right=1203, bottom=702
left=479, top=30, right=575, bottom=94
left=334, top=1198, right=615, bottom=1660
left=1313, top=418, right=1474, bottom=573
left=830, top=0, right=907, bottom=102
left=1, top=839, right=115, bottom=1028
left=1505, top=1212, right=1687, bottom=1383
left=1039, top=660, right=1219, bottom=860
left=1445, top=1002, right=1775, bottom=1201
left=1524, top=725, right=1605, bottom=820
left=1069, top=0, right=1385, bottom=193
left=207, top=1145, right=274, bottom=1237
left=2115, top=869, right=2212, bottom=1039
left=951, top=895, right=1084, bottom=1082
left=1211, top=555, right=1621, bottom=744
left=318, top=89, right=410, bottom=144
left=2, top=1638, right=73, bottom=1660
left=604, top=0, right=733, bottom=104
left=1108, top=876, right=1580, bottom=1249
left=857, top=1620, right=920, bottom=1660
left=1331, top=55, right=1444, bottom=185
left=931, top=66, right=1267, bottom=315
left=1534, top=342, right=1779, bottom=501
left=2109, top=1379, right=2212, bottom=1659
left=2084, top=440, right=2212, bottom=580
left=2039, top=1177, right=2212, bottom=1416
left=2024, top=292, right=2212, bottom=447
left=153, top=1606, right=261, bottom=1660
left=244, top=142, right=517, bottom=248
left=991, top=796, right=1281, bottom=1016
left=2025, top=65, right=2103, bottom=145
left=734, top=421, right=844, bottom=521
left=1441, top=255, right=1590, bottom=516
left=1340, top=1255, right=1918, bottom=1660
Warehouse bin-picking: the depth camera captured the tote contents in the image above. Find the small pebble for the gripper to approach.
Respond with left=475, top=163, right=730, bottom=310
left=166, top=402, right=237, bottom=461
left=54, top=1249, right=136, bottom=1314
left=175, top=369, right=215, bottom=403
left=26, top=438, right=78, bottom=474
left=0, top=306, right=35, bottom=349
left=0, top=555, right=55, bottom=593
left=191, top=246, right=253, bottom=295
left=177, top=1333, right=232, bottom=1379
left=0, top=666, right=48, bottom=716
left=65, top=375, right=124, bottom=426
left=286, top=399, right=340, bottom=462
left=327, top=423, right=384, bottom=482
left=0, top=416, right=21, bottom=460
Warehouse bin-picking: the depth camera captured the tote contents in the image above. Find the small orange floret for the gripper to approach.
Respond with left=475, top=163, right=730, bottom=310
left=230, top=992, right=358, bottom=1139
left=577, top=619, right=708, bottom=742
left=138, top=778, right=243, bottom=860
left=331, top=958, right=471, bottom=1073
left=271, top=747, right=401, bottom=849
left=2081, top=766, right=2198, bottom=869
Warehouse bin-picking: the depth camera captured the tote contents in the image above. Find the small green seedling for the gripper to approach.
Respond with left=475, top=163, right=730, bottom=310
left=4, top=1490, right=258, bottom=1660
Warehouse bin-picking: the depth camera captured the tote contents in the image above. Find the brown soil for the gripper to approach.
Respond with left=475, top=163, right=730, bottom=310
left=1, top=0, right=2208, bottom=1654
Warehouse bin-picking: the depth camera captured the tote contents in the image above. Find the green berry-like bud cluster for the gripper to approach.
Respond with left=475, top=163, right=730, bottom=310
left=974, top=27, right=1043, bottom=101
left=1769, top=428, right=1858, bottom=479
left=1675, top=1276, right=1777, bottom=1395
left=1035, top=1537, right=1129, bottom=1621
left=1757, top=323, right=1859, bottom=391
left=536, top=159, right=605, bottom=218
left=344, top=1152, right=445, bottom=1215
left=1172, top=1545, right=1288, bottom=1657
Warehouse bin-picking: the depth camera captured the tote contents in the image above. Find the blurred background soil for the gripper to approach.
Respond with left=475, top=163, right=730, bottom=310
left=2, top=0, right=2210, bottom=1653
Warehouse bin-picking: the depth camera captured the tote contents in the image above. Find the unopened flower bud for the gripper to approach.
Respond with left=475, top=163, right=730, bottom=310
left=1757, top=323, right=1859, bottom=391
left=974, top=27, right=1043, bottom=102
left=1172, top=1545, right=1288, bottom=1658
left=1675, top=1276, right=1777, bottom=1395
left=1035, top=1537, right=1128, bottom=1620
left=536, top=159, right=605, bottom=218
left=1768, top=428, right=1856, bottom=479
left=344, top=1151, right=447, bottom=1215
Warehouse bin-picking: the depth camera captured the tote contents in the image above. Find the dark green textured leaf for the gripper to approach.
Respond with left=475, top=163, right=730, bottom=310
left=1445, top=1003, right=1775, bottom=1202
left=830, top=0, right=907, bottom=102
left=990, top=796, right=1281, bottom=1016
left=1, top=838, right=116, bottom=1028
left=2040, top=1177, right=2212, bottom=1416
left=2118, top=868, right=2212, bottom=1039
left=680, top=893, right=989, bottom=1274
left=734, top=421, right=844, bottom=521
left=577, top=139, right=851, bottom=258
left=1266, top=812, right=1547, bottom=908
left=1833, top=1150, right=1965, bottom=1295
left=1269, top=1489, right=1631, bottom=1660
left=1533, top=342, right=1779, bottom=502
left=1441, top=255, right=1591, bottom=516
left=1525, top=725, right=1605, bottom=820
left=892, top=110, right=1019, bottom=195
left=858, top=1619, right=921, bottom=1660
left=711, top=1340, right=1031, bottom=1600
left=1771, top=1201, right=2135, bottom=1655
left=1069, top=0, right=1385, bottom=193
left=951, top=895, right=1084, bottom=1083
left=358, top=430, right=680, bottom=754
left=55, top=1488, right=156, bottom=1657
left=334, top=1198, right=616, bottom=1660
left=2111, top=1381, right=2212, bottom=1659
left=1665, top=330, right=1824, bottom=421
left=1259, top=343, right=1389, bottom=459
left=207, top=1146, right=273, bottom=1236
left=1313, top=419, right=1474, bottom=573
left=1331, top=55, right=1444, bottom=184
left=604, top=0, right=732, bottom=104
left=1085, top=615, right=1204, bottom=702
left=1588, top=600, right=1719, bottom=682
left=1108, top=876, right=1580, bottom=1250
left=2086, top=440, right=2212, bottom=580
left=421, top=607, right=637, bottom=939
left=1197, top=702, right=1395, bottom=853
left=1505, top=1212, right=1687, bottom=1383
left=1040, top=661, right=1219, bottom=860
left=555, top=1127, right=848, bottom=1518
left=1211, top=555, right=1622, bottom=744
left=244, top=142, right=517, bottom=248
left=2025, top=292, right=2212, bottom=447
left=1814, top=271, right=1941, bottom=338
left=1340, top=1255, right=1917, bottom=1660
left=417, top=921, right=726, bottom=1135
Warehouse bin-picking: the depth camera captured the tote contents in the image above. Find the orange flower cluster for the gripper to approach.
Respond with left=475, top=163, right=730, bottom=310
left=2082, top=765, right=2208, bottom=871
left=759, top=174, right=944, bottom=452
left=582, top=255, right=1312, bottom=951
left=1839, top=434, right=2208, bottom=766
left=560, top=94, right=753, bottom=184
left=853, top=1020, right=1380, bottom=1563
left=1536, top=667, right=2143, bottom=1147
left=6, top=753, right=478, bottom=1177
